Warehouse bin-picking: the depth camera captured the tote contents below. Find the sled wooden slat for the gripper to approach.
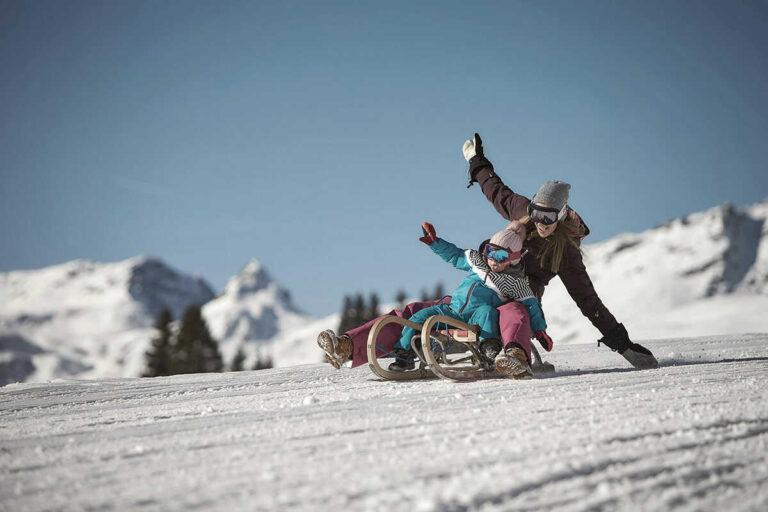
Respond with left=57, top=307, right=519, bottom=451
left=367, top=316, right=434, bottom=381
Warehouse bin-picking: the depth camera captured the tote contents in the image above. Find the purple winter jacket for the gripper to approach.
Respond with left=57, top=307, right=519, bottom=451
left=474, top=167, right=619, bottom=337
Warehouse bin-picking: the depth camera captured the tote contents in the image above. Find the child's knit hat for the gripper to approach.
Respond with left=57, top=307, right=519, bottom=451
left=489, top=222, right=526, bottom=252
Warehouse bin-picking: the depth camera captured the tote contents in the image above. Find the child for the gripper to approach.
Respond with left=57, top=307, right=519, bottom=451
left=391, top=221, right=553, bottom=379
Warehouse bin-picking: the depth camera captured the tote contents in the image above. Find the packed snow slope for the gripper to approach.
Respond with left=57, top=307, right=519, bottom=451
left=2, top=334, right=767, bottom=512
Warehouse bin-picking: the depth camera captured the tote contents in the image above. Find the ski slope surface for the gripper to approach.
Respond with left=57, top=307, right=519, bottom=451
left=2, top=334, right=767, bottom=512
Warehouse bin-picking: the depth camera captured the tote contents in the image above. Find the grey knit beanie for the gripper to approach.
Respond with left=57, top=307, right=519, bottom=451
left=532, top=180, right=571, bottom=210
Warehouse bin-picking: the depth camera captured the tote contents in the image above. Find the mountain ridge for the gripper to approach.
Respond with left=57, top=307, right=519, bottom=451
left=2, top=199, right=767, bottom=384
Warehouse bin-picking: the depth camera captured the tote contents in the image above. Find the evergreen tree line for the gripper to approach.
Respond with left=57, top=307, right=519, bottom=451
left=337, top=283, right=446, bottom=334
left=144, top=305, right=272, bottom=377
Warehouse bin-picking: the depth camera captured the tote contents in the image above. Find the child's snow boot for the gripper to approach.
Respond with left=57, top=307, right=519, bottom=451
left=317, top=329, right=353, bottom=369
left=495, top=346, right=533, bottom=380
left=479, top=339, right=503, bottom=362
left=388, top=347, right=416, bottom=372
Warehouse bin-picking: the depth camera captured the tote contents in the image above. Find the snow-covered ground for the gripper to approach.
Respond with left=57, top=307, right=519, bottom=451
left=2, top=334, right=767, bottom=511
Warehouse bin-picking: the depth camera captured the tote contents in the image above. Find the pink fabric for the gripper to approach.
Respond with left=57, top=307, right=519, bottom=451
left=347, top=299, right=444, bottom=367
left=347, top=297, right=535, bottom=367
left=498, top=301, right=533, bottom=363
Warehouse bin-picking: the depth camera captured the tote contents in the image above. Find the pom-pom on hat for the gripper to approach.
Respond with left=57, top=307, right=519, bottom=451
left=489, top=225, right=524, bottom=252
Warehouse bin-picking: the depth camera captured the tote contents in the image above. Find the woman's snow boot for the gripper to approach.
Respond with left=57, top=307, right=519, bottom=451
left=317, top=329, right=353, bottom=369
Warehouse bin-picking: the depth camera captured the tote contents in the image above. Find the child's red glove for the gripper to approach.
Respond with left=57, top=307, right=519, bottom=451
left=534, top=330, right=553, bottom=352
left=419, top=222, right=438, bottom=245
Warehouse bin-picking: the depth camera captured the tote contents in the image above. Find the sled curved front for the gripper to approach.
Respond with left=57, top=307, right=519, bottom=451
left=367, top=315, right=434, bottom=380
left=420, top=315, right=495, bottom=381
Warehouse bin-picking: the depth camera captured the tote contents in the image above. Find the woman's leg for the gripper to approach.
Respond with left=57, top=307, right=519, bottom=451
left=347, top=298, right=450, bottom=367
left=497, top=301, right=533, bottom=363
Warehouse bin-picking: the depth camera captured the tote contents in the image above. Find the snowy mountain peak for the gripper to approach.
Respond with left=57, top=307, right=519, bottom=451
left=126, top=256, right=215, bottom=319
left=652, top=201, right=767, bottom=295
left=202, top=259, right=308, bottom=367
left=223, top=258, right=273, bottom=298
left=242, top=258, right=265, bottom=275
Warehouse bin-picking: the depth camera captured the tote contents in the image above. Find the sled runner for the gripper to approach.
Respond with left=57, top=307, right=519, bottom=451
left=530, top=346, right=555, bottom=374
left=366, top=316, right=435, bottom=381
left=418, top=315, right=495, bottom=381
left=366, top=315, right=555, bottom=381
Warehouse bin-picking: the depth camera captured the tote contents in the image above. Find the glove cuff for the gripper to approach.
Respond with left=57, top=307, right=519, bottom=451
left=468, top=155, right=493, bottom=182
left=597, top=323, right=631, bottom=353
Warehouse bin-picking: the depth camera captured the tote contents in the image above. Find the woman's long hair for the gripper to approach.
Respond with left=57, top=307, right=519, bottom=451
left=515, top=212, right=585, bottom=274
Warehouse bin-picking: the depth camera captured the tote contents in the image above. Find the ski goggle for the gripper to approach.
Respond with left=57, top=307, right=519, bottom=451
left=527, top=203, right=566, bottom=225
left=483, top=243, right=521, bottom=263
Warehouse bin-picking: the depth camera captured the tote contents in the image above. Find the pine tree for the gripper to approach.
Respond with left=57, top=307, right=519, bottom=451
left=172, top=305, right=223, bottom=375
left=253, top=354, right=274, bottom=370
left=337, top=295, right=353, bottom=334
left=434, top=282, right=445, bottom=301
left=230, top=347, right=247, bottom=372
left=352, top=293, right=366, bottom=327
left=367, top=292, right=380, bottom=322
left=143, top=308, right=173, bottom=377
left=395, top=289, right=407, bottom=309
left=420, top=288, right=429, bottom=302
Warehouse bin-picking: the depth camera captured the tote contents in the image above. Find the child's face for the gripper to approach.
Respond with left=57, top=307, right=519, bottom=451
left=486, top=256, right=521, bottom=272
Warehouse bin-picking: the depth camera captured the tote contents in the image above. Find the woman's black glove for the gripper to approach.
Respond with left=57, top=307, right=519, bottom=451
left=462, top=132, right=494, bottom=188
left=598, top=323, right=659, bottom=369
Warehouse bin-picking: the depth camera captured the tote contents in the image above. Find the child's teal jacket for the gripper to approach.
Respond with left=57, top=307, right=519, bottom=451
left=430, top=238, right=547, bottom=332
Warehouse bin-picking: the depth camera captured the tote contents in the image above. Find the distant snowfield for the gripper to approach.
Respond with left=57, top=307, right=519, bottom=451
left=2, top=334, right=767, bottom=512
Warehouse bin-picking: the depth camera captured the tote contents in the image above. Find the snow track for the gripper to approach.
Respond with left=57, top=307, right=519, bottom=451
left=2, top=334, right=767, bottom=511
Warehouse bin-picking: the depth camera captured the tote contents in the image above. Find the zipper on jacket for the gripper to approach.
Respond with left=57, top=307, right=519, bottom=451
left=458, top=281, right=478, bottom=314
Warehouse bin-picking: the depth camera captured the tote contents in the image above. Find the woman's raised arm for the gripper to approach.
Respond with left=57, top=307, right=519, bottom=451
left=462, top=133, right=530, bottom=221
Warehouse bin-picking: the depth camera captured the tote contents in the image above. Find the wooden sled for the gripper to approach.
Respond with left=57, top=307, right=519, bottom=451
left=366, top=314, right=556, bottom=382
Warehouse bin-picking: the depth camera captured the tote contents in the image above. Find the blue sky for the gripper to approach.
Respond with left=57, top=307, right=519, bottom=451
left=1, top=0, right=767, bottom=317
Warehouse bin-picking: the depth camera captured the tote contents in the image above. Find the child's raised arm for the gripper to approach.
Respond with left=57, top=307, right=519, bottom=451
left=419, top=221, right=471, bottom=271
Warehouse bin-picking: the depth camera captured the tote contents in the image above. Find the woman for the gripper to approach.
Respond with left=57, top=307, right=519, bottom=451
left=462, top=133, right=657, bottom=370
